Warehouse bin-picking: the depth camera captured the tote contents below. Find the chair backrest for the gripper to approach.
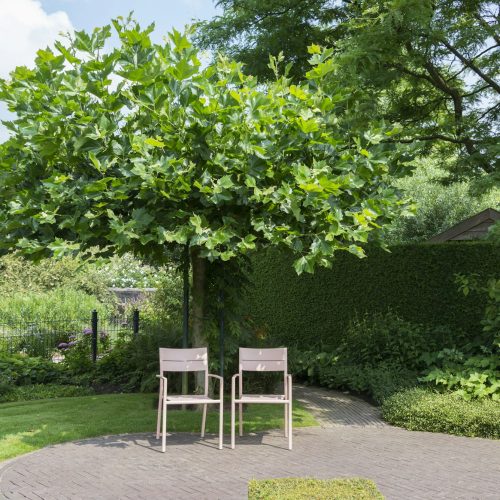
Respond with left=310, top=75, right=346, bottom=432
left=159, top=347, right=208, bottom=373
left=239, top=347, right=287, bottom=373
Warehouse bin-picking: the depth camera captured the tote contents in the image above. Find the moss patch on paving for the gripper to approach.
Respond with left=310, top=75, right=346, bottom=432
left=0, top=393, right=317, bottom=462
left=248, top=477, right=384, bottom=499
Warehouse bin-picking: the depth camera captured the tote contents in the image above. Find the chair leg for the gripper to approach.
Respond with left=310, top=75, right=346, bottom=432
left=231, top=399, right=235, bottom=449
left=219, top=400, right=223, bottom=450
left=201, top=404, right=207, bottom=438
left=156, top=379, right=163, bottom=440
left=238, top=403, right=243, bottom=437
left=284, top=404, right=288, bottom=438
left=162, top=400, right=167, bottom=453
left=288, top=401, right=292, bottom=450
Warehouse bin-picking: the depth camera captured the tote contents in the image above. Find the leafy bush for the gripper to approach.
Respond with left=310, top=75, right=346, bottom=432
left=421, top=348, right=499, bottom=401
left=0, top=354, right=69, bottom=386
left=60, top=327, right=112, bottom=374
left=248, top=478, right=384, bottom=500
left=94, top=321, right=183, bottom=392
left=335, top=312, right=457, bottom=371
left=291, top=350, right=417, bottom=405
left=420, top=275, right=499, bottom=400
left=0, top=253, right=111, bottom=301
left=137, top=272, right=183, bottom=325
left=289, top=313, right=457, bottom=403
left=382, top=388, right=500, bottom=439
left=0, top=384, right=94, bottom=403
left=96, top=253, right=174, bottom=288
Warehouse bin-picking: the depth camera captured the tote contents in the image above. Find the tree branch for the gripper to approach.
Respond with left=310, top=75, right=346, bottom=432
left=389, top=63, right=436, bottom=85
left=440, top=39, right=500, bottom=94
left=383, top=133, right=465, bottom=145
left=477, top=102, right=500, bottom=122
left=474, top=13, right=500, bottom=45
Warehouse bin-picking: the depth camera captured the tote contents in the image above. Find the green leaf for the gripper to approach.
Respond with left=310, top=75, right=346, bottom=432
left=297, top=117, right=319, bottom=134
left=218, top=175, right=234, bottom=189
left=347, top=245, right=366, bottom=258
left=289, top=85, right=308, bottom=100
left=145, top=137, right=165, bottom=148
left=132, top=208, right=154, bottom=230
left=307, top=44, right=322, bottom=55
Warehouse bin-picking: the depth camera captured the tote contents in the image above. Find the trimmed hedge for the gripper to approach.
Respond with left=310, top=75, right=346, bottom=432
left=247, top=242, right=499, bottom=347
left=382, top=388, right=500, bottom=439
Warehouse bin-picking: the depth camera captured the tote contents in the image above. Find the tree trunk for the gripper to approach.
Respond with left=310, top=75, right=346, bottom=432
left=190, top=247, right=206, bottom=392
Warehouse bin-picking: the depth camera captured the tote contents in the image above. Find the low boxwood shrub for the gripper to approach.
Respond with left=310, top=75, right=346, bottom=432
left=0, top=384, right=94, bottom=403
left=248, top=478, right=384, bottom=500
left=382, top=388, right=500, bottom=439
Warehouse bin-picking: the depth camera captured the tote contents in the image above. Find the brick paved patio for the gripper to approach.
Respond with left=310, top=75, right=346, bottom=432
left=0, top=386, right=499, bottom=499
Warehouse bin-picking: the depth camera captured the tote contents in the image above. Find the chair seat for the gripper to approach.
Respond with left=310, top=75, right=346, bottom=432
left=165, top=394, right=220, bottom=405
left=235, top=394, right=288, bottom=404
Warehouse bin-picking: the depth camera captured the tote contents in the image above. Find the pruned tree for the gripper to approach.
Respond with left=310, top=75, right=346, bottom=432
left=0, top=17, right=406, bottom=346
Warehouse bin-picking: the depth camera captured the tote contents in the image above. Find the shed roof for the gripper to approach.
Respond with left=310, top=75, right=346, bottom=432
left=428, top=208, right=500, bottom=243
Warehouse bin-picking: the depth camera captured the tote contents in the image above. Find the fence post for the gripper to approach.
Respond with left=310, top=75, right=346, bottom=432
left=91, top=310, right=98, bottom=363
left=133, top=309, right=140, bottom=338
left=182, top=244, right=190, bottom=400
left=219, top=288, right=225, bottom=378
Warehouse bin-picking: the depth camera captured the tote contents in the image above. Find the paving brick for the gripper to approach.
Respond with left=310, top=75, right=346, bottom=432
left=0, top=386, right=499, bottom=499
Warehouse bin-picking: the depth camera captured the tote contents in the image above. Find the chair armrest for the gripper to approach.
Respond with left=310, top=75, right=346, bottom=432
left=231, top=373, right=239, bottom=401
left=156, top=375, right=168, bottom=399
left=208, top=374, right=223, bottom=399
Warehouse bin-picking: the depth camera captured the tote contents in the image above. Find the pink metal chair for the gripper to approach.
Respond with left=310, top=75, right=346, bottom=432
left=231, top=347, right=292, bottom=450
left=156, top=347, right=223, bottom=452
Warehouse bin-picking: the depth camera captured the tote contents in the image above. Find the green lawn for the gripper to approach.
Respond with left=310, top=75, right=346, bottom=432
left=248, top=478, right=384, bottom=499
left=0, top=394, right=317, bottom=462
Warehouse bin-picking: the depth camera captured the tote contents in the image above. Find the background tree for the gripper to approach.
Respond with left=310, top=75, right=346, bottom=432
left=198, top=0, right=499, bottom=183
left=337, top=0, right=499, bottom=183
left=195, top=0, right=349, bottom=80
left=0, top=17, right=406, bottom=347
left=385, top=158, right=499, bottom=244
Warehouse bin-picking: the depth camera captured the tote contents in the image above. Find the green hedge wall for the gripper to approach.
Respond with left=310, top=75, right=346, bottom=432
left=246, top=242, right=499, bottom=347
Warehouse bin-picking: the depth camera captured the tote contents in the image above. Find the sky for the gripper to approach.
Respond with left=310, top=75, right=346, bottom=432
left=0, top=0, right=220, bottom=141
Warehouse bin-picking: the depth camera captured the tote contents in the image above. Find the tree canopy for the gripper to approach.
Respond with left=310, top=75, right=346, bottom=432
left=0, top=17, right=406, bottom=274
left=198, top=1, right=500, bottom=182
left=195, top=0, right=348, bottom=80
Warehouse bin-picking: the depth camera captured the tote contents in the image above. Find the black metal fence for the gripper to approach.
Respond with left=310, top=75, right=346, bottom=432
left=0, top=310, right=140, bottom=360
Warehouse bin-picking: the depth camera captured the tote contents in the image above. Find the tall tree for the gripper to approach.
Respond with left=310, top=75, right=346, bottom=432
left=0, top=17, right=406, bottom=346
left=337, top=0, right=499, bottom=182
left=196, top=0, right=349, bottom=80
left=198, top=1, right=500, bottom=182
